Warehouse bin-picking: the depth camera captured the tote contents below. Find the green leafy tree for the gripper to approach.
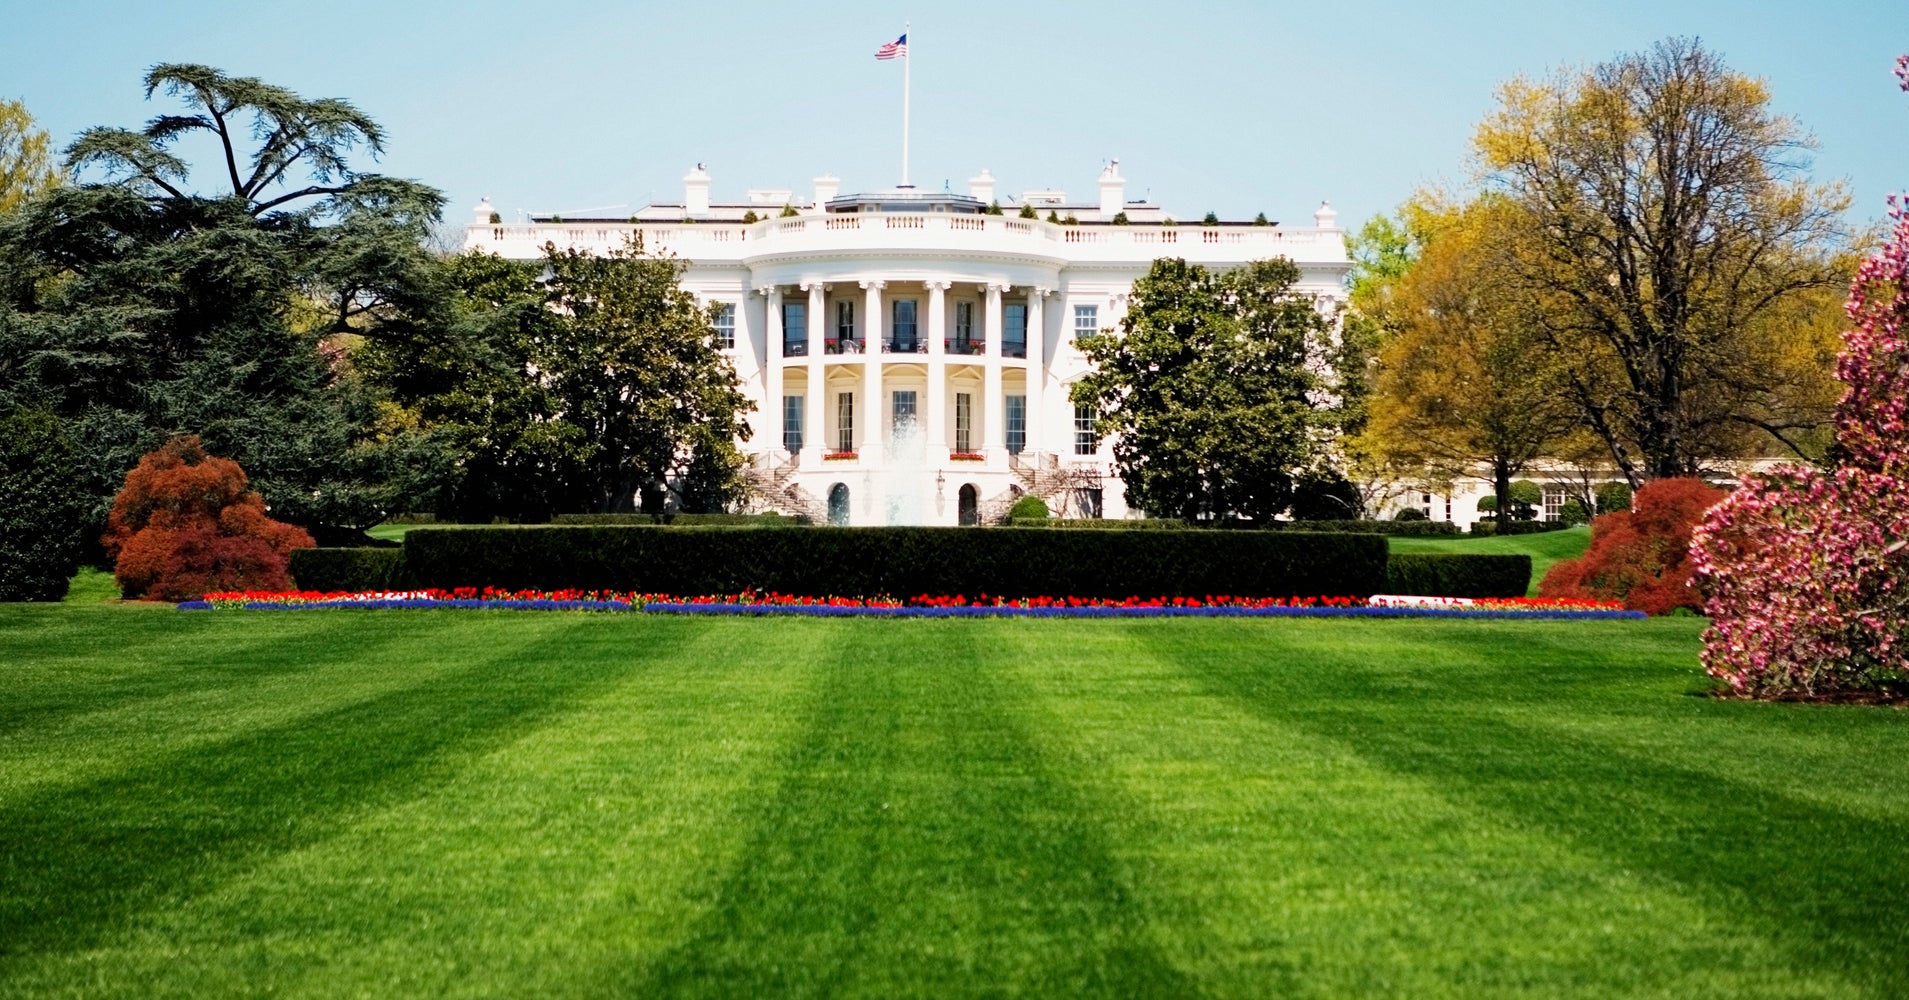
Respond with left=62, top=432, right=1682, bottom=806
left=1017, top=203, right=1036, bottom=219
left=1072, top=257, right=1336, bottom=523
left=0, top=409, right=89, bottom=600
left=0, top=99, right=61, bottom=215
left=540, top=236, right=754, bottom=512
left=0, top=65, right=447, bottom=542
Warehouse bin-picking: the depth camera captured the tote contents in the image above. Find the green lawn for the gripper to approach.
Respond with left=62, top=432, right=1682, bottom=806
left=2, top=605, right=1904, bottom=997
left=1390, top=526, right=1593, bottom=595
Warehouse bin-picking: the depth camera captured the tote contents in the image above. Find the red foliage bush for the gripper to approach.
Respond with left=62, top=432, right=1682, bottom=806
left=1539, top=477, right=1727, bottom=615
left=104, top=437, right=315, bottom=601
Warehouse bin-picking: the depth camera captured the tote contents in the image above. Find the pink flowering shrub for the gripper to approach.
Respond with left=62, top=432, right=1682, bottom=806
left=1691, top=58, right=1909, bottom=697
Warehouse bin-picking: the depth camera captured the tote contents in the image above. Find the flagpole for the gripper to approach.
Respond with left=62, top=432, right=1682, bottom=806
left=901, top=21, right=911, bottom=186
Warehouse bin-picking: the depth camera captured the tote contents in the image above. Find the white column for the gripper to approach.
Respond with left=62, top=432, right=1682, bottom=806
left=804, top=282, right=826, bottom=467
left=984, top=283, right=1005, bottom=468
left=762, top=286, right=784, bottom=457
left=862, top=279, right=885, bottom=454
left=925, top=280, right=949, bottom=462
left=1025, top=287, right=1046, bottom=461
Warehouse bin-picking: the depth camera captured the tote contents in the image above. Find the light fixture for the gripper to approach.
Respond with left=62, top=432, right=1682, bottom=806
left=935, top=470, right=946, bottom=499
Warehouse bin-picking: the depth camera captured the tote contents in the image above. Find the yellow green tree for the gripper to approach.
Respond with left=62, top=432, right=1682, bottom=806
left=1476, top=37, right=1850, bottom=485
left=1363, top=195, right=1584, bottom=523
left=0, top=99, right=61, bottom=215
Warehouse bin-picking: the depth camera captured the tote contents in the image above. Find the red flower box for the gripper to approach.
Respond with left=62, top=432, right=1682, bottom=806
left=949, top=452, right=984, bottom=461
left=823, top=452, right=858, bottom=461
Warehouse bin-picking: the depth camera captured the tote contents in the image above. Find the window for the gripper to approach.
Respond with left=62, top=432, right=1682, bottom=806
left=1074, top=404, right=1099, bottom=455
left=711, top=302, right=735, bottom=349
left=782, top=302, right=807, bottom=356
left=891, top=299, right=918, bottom=351
left=783, top=395, right=804, bottom=453
left=954, top=302, right=975, bottom=350
left=1544, top=487, right=1564, bottom=522
left=1421, top=492, right=1434, bottom=519
left=892, top=389, right=918, bottom=434
left=1005, top=395, right=1026, bottom=455
left=836, top=392, right=854, bottom=453
left=1004, top=303, right=1027, bottom=358
left=1073, top=304, right=1099, bottom=343
left=955, top=392, right=973, bottom=453
left=1076, top=487, right=1104, bottom=519
left=836, top=300, right=855, bottom=344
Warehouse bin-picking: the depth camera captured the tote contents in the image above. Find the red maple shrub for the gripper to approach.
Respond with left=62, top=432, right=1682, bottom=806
left=1538, top=477, right=1727, bottom=615
left=104, top=437, right=315, bottom=601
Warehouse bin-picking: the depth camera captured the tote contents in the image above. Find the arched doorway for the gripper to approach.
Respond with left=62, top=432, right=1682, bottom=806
left=827, top=483, right=851, bottom=526
left=957, top=484, right=979, bottom=526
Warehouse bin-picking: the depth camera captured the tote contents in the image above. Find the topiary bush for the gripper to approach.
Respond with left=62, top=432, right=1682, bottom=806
left=1278, top=519, right=1460, bottom=536
left=402, top=526, right=1389, bottom=600
left=1539, top=477, right=1726, bottom=615
left=0, top=409, right=90, bottom=601
left=103, top=437, right=315, bottom=601
left=1507, top=480, right=1542, bottom=520
left=1392, top=506, right=1429, bottom=521
left=1595, top=481, right=1633, bottom=515
left=1006, top=495, right=1050, bottom=521
left=1558, top=497, right=1590, bottom=527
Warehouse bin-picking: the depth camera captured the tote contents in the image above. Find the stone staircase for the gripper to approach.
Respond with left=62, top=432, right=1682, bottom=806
left=742, top=453, right=828, bottom=522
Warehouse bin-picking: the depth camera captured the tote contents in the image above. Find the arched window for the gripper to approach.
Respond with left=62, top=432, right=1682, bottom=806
left=827, top=483, right=850, bottom=526
left=957, top=484, right=979, bottom=526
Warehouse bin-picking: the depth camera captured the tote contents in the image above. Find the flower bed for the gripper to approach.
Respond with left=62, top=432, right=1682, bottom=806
left=182, top=588, right=1642, bottom=619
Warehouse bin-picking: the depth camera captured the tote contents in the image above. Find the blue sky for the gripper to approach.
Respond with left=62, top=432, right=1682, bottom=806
left=4, top=1, right=1904, bottom=231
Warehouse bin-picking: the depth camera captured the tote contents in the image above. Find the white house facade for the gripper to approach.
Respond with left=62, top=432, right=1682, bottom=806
left=465, top=163, right=1350, bottom=526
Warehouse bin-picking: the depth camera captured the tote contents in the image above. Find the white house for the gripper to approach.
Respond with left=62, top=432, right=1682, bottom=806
left=465, top=162, right=1350, bottom=525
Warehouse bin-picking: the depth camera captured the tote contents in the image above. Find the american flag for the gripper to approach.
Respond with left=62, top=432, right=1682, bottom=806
left=875, top=33, right=907, bottom=60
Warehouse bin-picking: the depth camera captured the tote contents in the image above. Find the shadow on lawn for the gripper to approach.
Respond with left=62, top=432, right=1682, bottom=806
left=0, top=616, right=713, bottom=960
left=1168, top=631, right=1909, bottom=993
left=626, top=623, right=1193, bottom=998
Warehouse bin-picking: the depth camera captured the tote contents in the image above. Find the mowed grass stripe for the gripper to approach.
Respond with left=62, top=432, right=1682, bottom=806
left=0, top=612, right=714, bottom=962
left=1145, top=618, right=1894, bottom=998
left=630, top=619, right=1193, bottom=998
left=0, top=610, right=519, bottom=806
left=0, top=618, right=822, bottom=999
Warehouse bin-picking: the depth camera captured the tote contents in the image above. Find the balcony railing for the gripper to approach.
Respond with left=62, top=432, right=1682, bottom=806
left=824, top=338, right=866, bottom=355
left=782, top=338, right=808, bottom=357
left=1003, top=340, right=1027, bottom=359
left=884, top=336, right=925, bottom=354
left=944, top=338, right=986, bottom=356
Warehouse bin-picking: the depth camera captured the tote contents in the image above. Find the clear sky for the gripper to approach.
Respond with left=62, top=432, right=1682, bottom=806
left=3, top=0, right=1904, bottom=232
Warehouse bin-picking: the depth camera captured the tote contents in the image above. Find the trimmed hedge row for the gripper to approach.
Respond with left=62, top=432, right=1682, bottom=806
left=1470, top=520, right=1575, bottom=537
left=1385, top=553, right=1532, bottom=598
left=1278, top=519, right=1462, bottom=537
left=551, top=512, right=812, bottom=526
left=402, top=526, right=1389, bottom=600
left=1005, top=518, right=1189, bottom=529
left=288, top=547, right=413, bottom=592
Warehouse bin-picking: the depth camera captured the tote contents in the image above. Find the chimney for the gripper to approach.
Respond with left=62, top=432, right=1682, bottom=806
left=1097, top=159, right=1125, bottom=218
left=812, top=174, right=840, bottom=212
left=473, top=197, right=497, bottom=226
left=684, top=163, right=711, bottom=216
left=969, top=168, right=995, bottom=205
left=1313, top=200, right=1339, bottom=230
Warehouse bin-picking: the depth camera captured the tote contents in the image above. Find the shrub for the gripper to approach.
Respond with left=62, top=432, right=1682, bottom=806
left=1289, top=474, right=1361, bottom=521
left=1006, top=495, right=1050, bottom=521
left=551, top=512, right=810, bottom=526
left=1539, top=477, right=1725, bottom=615
left=1386, top=554, right=1532, bottom=598
left=288, top=547, right=411, bottom=592
left=1595, top=481, right=1633, bottom=514
left=1007, top=518, right=1188, bottom=529
left=1282, top=519, right=1459, bottom=537
left=1693, top=153, right=1909, bottom=698
left=0, top=409, right=90, bottom=601
left=1392, top=506, right=1429, bottom=521
left=402, top=526, right=1389, bottom=599
left=1508, top=480, right=1542, bottom=520
left=1475, top=495, right=1498, bottom=512
left=1558, top=497, right=1590, bottom=527
left=103, top=437, right=315, bottom=601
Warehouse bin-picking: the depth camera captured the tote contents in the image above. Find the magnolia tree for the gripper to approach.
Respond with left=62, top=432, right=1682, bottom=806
left=1690, top=56, right=1909, bottom=697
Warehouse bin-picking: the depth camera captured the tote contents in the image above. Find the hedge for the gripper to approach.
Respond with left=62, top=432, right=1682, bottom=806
left=1277, top=519, right=1461, bottom=537
left=288, top=547, right=413, bottom=592
left=550, top=512, right=812, bottom=526
left=1470, top=520, right=1574, bottom=537
left=1384, top=553, right=1532, bottom=598
left=402, top=526, right=1389, bottom=600
left=1005, top=518, right=1189, bottom=529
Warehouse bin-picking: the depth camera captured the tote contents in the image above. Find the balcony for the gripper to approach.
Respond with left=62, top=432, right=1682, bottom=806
left=884, top=336, right=926, bottom=354
left=1003, top=339, right=1027, bottom=359
left=824, top=338, right=866, bottom=355
left=782, top=338, right=808, bottom=357
left=944, top=338, right=986, bottom=356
